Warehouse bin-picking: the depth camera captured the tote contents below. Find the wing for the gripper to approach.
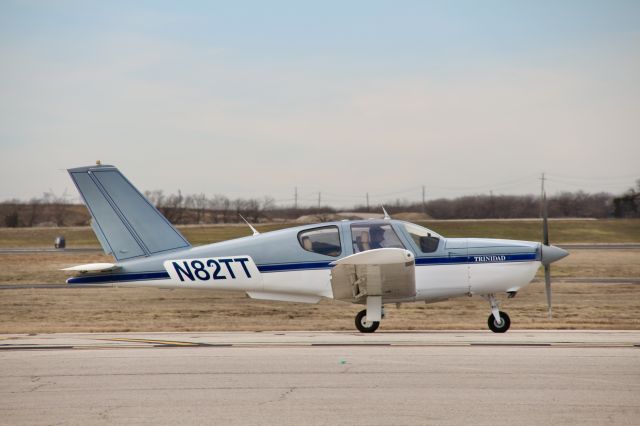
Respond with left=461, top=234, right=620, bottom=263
left=330, top=248, right=416, bottom=321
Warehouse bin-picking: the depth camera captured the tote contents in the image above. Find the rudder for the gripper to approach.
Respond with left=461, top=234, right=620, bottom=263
left=68, top=164, right=191, bottom=261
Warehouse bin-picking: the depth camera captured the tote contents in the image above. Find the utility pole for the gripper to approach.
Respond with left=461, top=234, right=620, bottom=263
left=294, top=187, right=298, bottom=210
left=421, top=185, right=426, bottom=214
left=539, top=172, right=546, bottom=218
left=317, top=192, right=321, bottom=209
left=366, top=192, right=370, bottom=211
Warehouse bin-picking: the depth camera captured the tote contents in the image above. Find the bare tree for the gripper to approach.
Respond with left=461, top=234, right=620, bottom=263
left=192, top=193, right=208, bottom=224
left=144, top=190, right=165, bottom=207
left=613, top=180, right=640, bottom=218
left=162, top=190, right=185, bottom=223
left=25, top=197, right=42, bottom=227
left=209, top=194, right=231, bottom=223
left=42, top=189, right=70, bottom=226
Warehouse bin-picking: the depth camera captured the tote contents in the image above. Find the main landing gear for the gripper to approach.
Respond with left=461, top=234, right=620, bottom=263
left=355, top=309, right=381, bottom=333
left=354, top=297, right=512, bottom=333
left=484, top=294, right=511, bottom=333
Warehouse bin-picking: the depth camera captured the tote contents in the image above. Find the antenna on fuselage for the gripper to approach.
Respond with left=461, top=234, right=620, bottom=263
left=381, top=206, right=391, bottom=220
left=239, top=215, right=260, bottom=236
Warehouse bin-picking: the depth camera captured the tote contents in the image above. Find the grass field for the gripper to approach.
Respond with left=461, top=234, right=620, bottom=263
left=1, top=281, right=638, bottom=334
left=419, top=219, right=640, bottom=243
left=0, top=249, right=638, bottom=333
left=0, top=219, right=638, bottom=334
left=0, top=219, right=638, bottom=248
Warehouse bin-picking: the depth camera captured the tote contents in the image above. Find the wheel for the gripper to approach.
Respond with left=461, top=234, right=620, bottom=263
left=487, top=311, right=511, bottom=333
left=355, top=309, right=380, bottom=333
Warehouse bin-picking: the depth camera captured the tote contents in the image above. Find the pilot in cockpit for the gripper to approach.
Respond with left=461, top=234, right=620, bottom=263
left=369, top=226, right=386, bottom=249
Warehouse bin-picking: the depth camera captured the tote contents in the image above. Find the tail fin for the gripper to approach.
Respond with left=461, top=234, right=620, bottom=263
left=68, top=164, right=191, bottom=261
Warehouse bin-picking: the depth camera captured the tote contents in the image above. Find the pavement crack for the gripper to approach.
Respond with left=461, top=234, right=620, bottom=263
left=259, top=387, right=296, bottom=406
left=278, top=387, right=296, bottom=402
left=341, top=365, right=353, bottom=374
left=28, top=376, right=47, bottom=393
left=97, top=405, right=121, bottom=422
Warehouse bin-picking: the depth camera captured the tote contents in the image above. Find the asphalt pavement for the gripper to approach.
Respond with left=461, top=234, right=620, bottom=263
left=1, top=330, right=639, bottom=425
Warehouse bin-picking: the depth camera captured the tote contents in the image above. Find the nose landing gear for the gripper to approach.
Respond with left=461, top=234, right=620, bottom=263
left=488, top=310, right=511, bottom=333
left=483, top=294, right=511, bottom=333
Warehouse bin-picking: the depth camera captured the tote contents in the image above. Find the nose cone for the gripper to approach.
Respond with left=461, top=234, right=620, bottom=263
left=541, top=244, right=569, bottom=265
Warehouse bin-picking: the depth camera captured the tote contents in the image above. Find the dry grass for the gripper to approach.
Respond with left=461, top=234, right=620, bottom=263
left=0, top=253, right=114, bottom=285
left=0, top=227, right=100, bottom=248
left=539, top=249, right=640, bottom=278
left=0, top=249, right=638, bottom=333
left=0, top=224, right=290, bottom=248
left=0, top=282, right=638, bottom=334
left=1, top=219, right=638, bottom=248
left=418, top=219, right=640, bottom=242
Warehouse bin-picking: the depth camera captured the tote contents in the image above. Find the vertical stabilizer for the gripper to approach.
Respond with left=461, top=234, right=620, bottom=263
left=68, top=165, right=191, bottom=261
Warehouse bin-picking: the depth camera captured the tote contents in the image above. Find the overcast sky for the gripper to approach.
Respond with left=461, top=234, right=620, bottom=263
left=1, top=1, right=638, bottom=207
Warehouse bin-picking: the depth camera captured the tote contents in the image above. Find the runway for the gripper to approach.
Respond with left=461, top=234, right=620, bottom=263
left=1, top=331, right=639, bottom=425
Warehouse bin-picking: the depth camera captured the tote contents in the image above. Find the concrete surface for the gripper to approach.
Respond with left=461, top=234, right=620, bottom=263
left=1, top=331, right=639, bottom=425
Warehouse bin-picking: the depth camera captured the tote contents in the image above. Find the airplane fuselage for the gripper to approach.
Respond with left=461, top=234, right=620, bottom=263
left=68, top=219, right=543, bottom=305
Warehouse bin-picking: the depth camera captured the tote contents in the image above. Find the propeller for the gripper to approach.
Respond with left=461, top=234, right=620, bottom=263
left=543, top=192, right=551, bottom=318
left=540, top=191, right=569, bottom=319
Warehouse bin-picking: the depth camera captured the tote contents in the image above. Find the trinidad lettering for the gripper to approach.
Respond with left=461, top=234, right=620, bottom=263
left=473, top=255, right=507, bottom=263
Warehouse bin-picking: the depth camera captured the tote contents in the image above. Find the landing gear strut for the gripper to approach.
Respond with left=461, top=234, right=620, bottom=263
left=483, top=294, right=511, bottom=333
left=355, top=309, right=380, bottom=333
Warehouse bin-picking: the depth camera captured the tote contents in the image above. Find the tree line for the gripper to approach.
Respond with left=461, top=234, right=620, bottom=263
left=1, top=181, right=638, bottom=228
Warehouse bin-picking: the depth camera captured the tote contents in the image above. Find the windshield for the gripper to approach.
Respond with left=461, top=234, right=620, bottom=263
left=403, top=223, right=441, bottom=253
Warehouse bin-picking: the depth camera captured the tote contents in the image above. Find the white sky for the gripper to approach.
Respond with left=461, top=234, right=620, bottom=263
left=1, top=1, right=638, bottom=207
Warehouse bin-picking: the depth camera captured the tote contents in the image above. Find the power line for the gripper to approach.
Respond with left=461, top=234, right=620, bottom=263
left=545, top=172, right=638, bottom=181
left=545, top=178, right=634, bottom=189
left=139, top=172, right=636, bottom=208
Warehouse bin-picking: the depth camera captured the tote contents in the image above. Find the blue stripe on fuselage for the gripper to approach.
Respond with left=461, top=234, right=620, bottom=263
left=66, top=252, right=538, bottom=284
left=257, top=261, right=333, bottom=272
left=416, top=252, right=537, bottom=266
left=67, top=271, right=170, bottom=284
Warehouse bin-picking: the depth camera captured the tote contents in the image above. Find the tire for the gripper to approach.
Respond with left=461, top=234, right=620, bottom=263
left=487, top=311, right=511, bottom=333
left=355, top=309, right=380, bottom=333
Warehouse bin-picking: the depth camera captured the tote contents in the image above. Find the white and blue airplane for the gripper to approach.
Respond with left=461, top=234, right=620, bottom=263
left=64, top=164, right=569, bottom=333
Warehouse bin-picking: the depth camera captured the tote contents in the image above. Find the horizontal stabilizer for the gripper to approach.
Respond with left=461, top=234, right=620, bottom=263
left=61, top=263, right=120, bottom=273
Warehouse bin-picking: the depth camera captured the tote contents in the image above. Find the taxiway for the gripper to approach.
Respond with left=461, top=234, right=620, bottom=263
left=1, top=331, right=639, bottom=425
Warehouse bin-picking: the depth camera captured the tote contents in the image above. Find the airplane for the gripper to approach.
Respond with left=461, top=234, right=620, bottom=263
left=63, top=164, right=569, bottom=333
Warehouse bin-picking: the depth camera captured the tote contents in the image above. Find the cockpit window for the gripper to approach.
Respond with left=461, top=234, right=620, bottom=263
left=403, top=223, right=440, bottom=253
left=298, top=226, right=342, bottom=257
left=351, top=223, right=405, bottom=253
